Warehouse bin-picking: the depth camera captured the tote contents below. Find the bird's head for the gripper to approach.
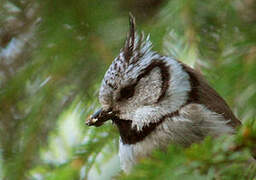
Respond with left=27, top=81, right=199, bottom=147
left=86, top=14, right=191, bottom=131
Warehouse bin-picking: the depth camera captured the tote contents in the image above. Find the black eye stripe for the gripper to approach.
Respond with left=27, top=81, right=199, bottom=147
left=119, top=84, right=136, bottom=100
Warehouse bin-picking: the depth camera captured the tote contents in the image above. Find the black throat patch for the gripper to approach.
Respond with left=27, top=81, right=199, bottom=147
left=112, top=110, right=179, bottom=145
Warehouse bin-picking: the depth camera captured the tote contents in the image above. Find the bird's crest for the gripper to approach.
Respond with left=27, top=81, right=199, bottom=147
left=123, top=13, right=152, bottom=65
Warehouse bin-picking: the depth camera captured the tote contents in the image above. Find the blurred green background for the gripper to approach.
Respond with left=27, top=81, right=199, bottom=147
left=0, top=0, right=256, bottom=179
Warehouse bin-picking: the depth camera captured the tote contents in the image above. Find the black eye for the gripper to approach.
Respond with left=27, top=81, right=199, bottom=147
left=119, top=85, right=135, bottom=100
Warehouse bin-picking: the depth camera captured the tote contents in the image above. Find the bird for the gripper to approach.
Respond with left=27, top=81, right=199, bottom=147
left=86, top=14, right=241, bottom=173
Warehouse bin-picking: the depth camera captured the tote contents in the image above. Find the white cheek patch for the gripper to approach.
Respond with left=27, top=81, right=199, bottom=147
left=116, top=67, right=163, bottom=123
left=135, top=67, right=162, bottom=105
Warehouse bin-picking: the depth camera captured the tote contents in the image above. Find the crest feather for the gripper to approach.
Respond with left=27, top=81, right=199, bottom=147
left=122, top=13, right=153, bottom=66
left=123, top=13, right=136, bottom=63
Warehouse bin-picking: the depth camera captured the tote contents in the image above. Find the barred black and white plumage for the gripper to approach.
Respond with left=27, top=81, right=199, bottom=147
left=86, top=14, right=241, bottom=173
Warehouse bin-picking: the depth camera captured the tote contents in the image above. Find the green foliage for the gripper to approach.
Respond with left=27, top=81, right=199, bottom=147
left=0, top=0, right=256, bottom=179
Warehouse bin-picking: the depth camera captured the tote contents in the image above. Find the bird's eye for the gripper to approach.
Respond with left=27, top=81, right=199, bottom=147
left=119, top=85, right=135, bottom=100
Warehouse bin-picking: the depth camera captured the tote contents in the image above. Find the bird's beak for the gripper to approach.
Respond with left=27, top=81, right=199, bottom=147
left=86, top=108, right=115, bottom=127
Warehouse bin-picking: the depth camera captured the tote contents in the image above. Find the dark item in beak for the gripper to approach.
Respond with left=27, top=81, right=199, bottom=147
left=86, top=108, right=115, bottom=127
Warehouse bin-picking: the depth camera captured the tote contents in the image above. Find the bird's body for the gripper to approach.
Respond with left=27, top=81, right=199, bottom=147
left=86, top=14, right=240, bottom=173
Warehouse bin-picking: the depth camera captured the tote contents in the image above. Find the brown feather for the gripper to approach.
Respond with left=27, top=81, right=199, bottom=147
left=181, top=63, right=241, bottom=128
